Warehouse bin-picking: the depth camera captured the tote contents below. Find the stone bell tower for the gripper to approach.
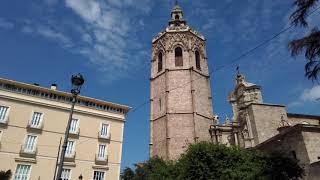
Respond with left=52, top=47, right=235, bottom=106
left=150, top=2, right=214, bottom=160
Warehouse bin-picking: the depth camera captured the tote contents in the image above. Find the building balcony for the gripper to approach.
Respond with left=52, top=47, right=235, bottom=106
left=27, top=123, right=43, bottom=132
left=19, top=145, right=37, bottom=158
left=98, top=132, right=111, bottom=142
left=0, top=117, right=8, bottom=126
left=69, top=128, right=80, bottom=138
left=64, top=151, right=76, bottom=162
left=95, top=154, right=108, bottom=165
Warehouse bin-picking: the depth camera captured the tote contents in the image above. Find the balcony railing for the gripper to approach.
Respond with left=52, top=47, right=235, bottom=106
left=0, top=117, right=8, bottom=126
left=69, top=127, right=80, bottom=137
left=95, top=154, right=108, bottom=165
left=64, top=151, right=76, bottom=162
left=98, top=132, right=111, bottom=141
left=27, top=122, right=43, bottom=131
left=20, top=145, right=37, bottom=158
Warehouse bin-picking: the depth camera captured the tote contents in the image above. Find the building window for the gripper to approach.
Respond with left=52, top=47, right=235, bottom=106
left=14, top=164, right=31, bottom=180
left=61, top=169, right=71, bottom=180
left=158, top=52, right=163, bottom=72
left=69, top=118, right=79, bottom=134
left=175, top=14, right=179, bottom=20
left=24, top=135, right=37, bottom=153
left=93, top=171, right=105, bottom=180
left=65, top=140, right=75, bottom=157
left=99, top=123, right=110, bottom=139
left=175, top=47, right=183, bottom=67
left=29, top=112, right=43, bottom=128
left=195, top=50, right=201, bottom=70
left=0, top=106, right=9, bottom=123
left=97, top=144, right=107, bottom=160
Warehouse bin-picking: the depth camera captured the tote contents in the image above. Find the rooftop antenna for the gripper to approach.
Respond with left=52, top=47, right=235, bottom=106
left=175, top=0, right=178, bottom=5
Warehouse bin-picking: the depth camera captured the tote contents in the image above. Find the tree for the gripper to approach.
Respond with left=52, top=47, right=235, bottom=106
left=0, top=170, right=12, bottom=180
left=121, top=167, right=135, bottom=180
left=122, top=157, right=176, bottom=180
left=122, top=143, right=303, bottom=180
left=289, top=0, right=320, bottom=81
left=175, top=142, right=303, bottom=180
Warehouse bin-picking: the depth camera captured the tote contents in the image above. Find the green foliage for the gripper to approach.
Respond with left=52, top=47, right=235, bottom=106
left=174, top=142, right=265, bottom=180
left=121, top=157, right=176, bottom=180
left=0, top=170, right=12, bottom=180
left=289, top=0, right=320, bottom=81
left=122, top=143, right=303, bottom=180
left=122, top=167, right=135, bottom=180
left=262, top=152, right=304, bottom=180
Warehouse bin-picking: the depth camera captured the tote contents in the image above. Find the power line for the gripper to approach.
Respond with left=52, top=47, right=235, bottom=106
left=129, top=5, right=320, bottom=114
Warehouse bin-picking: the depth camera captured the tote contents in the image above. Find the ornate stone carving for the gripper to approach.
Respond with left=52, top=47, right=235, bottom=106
left=166, top=33, right=189, bottom=51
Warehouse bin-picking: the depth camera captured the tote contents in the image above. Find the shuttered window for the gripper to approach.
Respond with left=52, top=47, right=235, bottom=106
left=69, top=118, right=79, bottom=133
left=0, top=106, right=9, bottom=122
left=93, top=171, right=105, bottom=180
left=97, top=144, right=106, bottom=159
left=100, top=124, right=109, bottom=137
left=66, top=140, right=75, bottom=156
left=14, top=164, right=31, bottom=180
left=30, top=112, right=43, bottom=128
left=24, top=135, right=37, bottom=152
left=61, top=169, right=71, bottom=180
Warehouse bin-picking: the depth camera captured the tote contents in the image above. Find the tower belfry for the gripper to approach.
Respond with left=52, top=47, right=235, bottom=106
left=150, top=3, right=214, bottom=159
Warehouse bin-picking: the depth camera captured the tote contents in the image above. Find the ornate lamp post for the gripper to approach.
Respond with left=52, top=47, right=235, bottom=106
left=56, top=74, right=85, bottom=180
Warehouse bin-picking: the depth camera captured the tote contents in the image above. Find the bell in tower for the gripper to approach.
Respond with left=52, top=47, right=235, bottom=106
left=149, top=2, right=214, bottom=160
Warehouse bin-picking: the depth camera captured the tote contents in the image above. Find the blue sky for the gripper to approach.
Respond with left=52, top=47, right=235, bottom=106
left=0, top=0, right=320, bottom=169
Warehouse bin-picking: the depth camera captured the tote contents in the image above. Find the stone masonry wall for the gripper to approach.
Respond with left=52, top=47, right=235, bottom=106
left=248, top=104, right=287, bottom=144
left=151, top=29, right=214, bottom=159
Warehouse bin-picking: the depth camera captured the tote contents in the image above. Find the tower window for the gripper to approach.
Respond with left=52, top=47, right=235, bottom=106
left=158, top=52, right=163, bottom=72
left=175, top=15, right=180, bottom=20
left=175, top=47, right=183, bottom=67
left=195, top=51, right=201, bottom=70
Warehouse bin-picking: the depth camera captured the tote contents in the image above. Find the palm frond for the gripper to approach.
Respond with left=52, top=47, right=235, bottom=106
left=290, top=0, right=318, bottom=27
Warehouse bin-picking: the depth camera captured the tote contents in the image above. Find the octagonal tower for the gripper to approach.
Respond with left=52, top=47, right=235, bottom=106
left=150, top=3, right=214, bottom=160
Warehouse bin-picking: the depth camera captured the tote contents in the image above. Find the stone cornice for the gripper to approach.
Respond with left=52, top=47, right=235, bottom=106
left=150, top=68, right=209, bottom=80
left=0, top=94, right=126, bottom=122
left=0, top=77, right=130, bottom=115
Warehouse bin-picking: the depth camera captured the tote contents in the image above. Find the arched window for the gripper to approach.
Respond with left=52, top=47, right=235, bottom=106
left=195, top=50, right=201, bottom=70
left=158, top=52, right=163, bottom=72
left=175, top=15, right=180, bottom=20
left=175, top=47, right=183, bottom=67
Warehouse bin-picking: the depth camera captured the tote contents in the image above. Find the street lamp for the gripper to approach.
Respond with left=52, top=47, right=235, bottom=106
left=56, top=74, right=85, bottom=180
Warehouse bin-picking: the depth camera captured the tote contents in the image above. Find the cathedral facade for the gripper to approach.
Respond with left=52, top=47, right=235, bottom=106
left=150, top=3, right=320, bottom=179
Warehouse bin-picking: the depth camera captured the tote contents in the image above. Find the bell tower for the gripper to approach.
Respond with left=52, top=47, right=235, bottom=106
left=150, top=2, right=214, bottom=160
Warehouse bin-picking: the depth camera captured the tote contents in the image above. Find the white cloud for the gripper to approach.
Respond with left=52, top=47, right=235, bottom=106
left=21, top=24, right=73, bottom=48
left=0, top=18, right=14, bottom=30
left=63, top=0, right=150, bottom=82
left=65, top=0, right=101, bottom=23
left=37, top=26, right=73, bottom=48
left=289, top=85, right=320, bottom=107
left=301, top=85, right=320, bottom=102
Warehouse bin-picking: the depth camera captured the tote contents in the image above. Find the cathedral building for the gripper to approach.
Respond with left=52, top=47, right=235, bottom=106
left=150, top=3, right=213, bottom=160
left=150, top=2, right=320, bottom=179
